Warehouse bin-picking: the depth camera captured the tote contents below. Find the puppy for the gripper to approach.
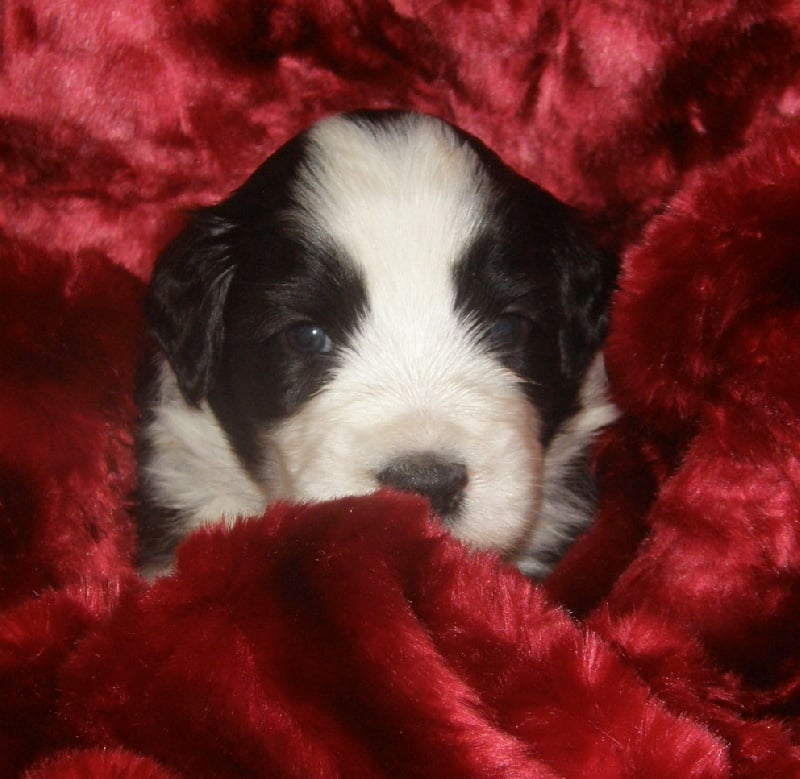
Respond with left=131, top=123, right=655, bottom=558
left=136, top=110, right=617, bottom=578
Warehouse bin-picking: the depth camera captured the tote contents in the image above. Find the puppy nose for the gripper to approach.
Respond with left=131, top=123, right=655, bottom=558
left=376, top=453, right=468, bottom=516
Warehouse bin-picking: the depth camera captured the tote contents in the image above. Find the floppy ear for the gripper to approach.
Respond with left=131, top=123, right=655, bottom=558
left=146, top=129, right=313, bottom=405
left=461, top=128, right=617, bottom=385
left=553, top=219, right=617, bottom=383
left=512, top=174, right=617, bottom=385
left=146, top=210, right=237, bottom=405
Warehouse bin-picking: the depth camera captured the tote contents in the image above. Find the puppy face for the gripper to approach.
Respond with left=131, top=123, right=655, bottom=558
left=140, top=111, right=615, bottom=574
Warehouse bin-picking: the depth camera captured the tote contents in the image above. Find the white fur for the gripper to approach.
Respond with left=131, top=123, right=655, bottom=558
left=141, top=363, right=267, bottom=529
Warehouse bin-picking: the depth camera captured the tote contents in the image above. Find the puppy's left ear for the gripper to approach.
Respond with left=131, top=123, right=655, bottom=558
left=552, top=217, right=617, bottom=382
left=469, top=138, right=617, bottom=386
left=146, top=210, right=237, bottom=405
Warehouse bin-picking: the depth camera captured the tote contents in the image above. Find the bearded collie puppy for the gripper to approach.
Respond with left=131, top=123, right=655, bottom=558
left=136, top=110, right=617, bottom=578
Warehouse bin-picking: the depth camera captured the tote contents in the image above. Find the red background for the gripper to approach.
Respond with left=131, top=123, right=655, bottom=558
left=2, top=2, right=799, bottom=775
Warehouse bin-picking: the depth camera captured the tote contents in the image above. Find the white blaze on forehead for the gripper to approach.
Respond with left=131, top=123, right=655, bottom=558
left=295, top=114, right=503, bottom=413
left=296, top=114, right=492, bottom=320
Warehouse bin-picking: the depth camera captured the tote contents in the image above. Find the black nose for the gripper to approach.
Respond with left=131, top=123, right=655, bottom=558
left=376, top=453, right=468, bottom=516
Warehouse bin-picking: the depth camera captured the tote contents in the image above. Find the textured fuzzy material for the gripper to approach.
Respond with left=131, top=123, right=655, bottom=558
left=2, top=1, right=799, bottom=776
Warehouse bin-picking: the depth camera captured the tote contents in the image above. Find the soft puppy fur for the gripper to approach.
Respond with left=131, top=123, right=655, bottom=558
left=136, top=110, right=616, bottom=578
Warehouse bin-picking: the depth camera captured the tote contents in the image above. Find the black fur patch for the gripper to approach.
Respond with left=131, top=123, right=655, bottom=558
left=453, top=168, right=613, bottom=443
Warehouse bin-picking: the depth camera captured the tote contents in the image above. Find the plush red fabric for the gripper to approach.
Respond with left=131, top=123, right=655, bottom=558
left=2, top=1, right=799, bottom=776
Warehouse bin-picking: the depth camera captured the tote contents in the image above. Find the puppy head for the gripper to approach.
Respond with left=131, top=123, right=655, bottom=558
left=147, top=111, right=613, bottom=557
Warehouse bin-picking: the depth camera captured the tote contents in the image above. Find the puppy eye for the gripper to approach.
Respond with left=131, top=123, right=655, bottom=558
left=285, top=323, right=333, bottom=354
left=487, top=314, right=533, bottom=348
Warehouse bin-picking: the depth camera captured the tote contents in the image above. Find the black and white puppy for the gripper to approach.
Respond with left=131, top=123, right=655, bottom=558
left=136, top=110, right=617, bottom=578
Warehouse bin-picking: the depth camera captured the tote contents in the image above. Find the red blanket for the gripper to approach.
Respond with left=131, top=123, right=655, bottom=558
left=2, top=2, right=799, bottom=776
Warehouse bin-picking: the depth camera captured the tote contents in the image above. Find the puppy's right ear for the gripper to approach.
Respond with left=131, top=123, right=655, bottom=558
left=146, top=210, right=237, bottom=405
